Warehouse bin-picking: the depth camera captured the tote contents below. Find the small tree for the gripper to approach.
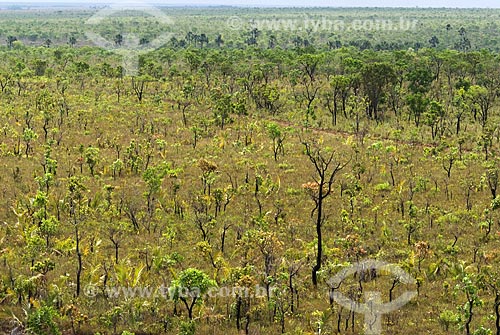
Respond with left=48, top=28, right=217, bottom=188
left=114, top=33, right=123, bottom=46
left=469, top=85, right=495, bottom=128
left=198, top=159, right=218, bottom=195
left=40, top=216, right=59, bottom=248
left=361, top=61, right=396, bottom=120
left=266, top=122, right=286, bottom=161
left=211, top=90, right=234, bottom=129
left=22, top=128, right=38, bottom=157
left=66, top=176, right=87, bottom=297
left=455, top=272, right=484, bottom=335
left=429, top=35, right=440, bottom=48
left=215, top=34, right=224, bottom=47
left=170, top=268, right=217, bottom=319
left=84, top=146, right=99, bottom=176
left=302, top=141, right=348, bottom=286
left=7, top=35, right=17, bottom=49
left=423, top=100, right=445, bottom=140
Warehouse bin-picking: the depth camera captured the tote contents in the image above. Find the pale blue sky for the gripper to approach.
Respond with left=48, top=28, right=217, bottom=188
left=1, top=0, right=499, bottom=7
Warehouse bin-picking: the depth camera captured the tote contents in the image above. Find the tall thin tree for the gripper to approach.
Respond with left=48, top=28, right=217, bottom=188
left=302, top=141, right=348, bottom=287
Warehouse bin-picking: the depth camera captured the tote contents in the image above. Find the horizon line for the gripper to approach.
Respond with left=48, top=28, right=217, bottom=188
left=0, top=2, right=499, bottom=8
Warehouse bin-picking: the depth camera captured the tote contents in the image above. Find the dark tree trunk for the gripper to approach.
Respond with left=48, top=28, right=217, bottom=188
left=75, top=225, right=82, bottom=297
left=495, top=293, right=500, bottom=335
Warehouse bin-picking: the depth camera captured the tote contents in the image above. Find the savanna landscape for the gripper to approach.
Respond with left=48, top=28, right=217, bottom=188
left=0, top=3, right=500, bottom=335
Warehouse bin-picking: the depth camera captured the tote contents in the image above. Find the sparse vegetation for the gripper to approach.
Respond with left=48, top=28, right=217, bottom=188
left=0, top=4, right=500, bottom=335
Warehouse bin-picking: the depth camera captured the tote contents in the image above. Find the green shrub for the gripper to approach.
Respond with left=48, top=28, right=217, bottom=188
left=27, top=305, right=61, bottom=335
left=179, top=320, right=196, bottom=335
left=374, top=182, right=391, bottom=192
left=438, top=310, right=458, bottom=331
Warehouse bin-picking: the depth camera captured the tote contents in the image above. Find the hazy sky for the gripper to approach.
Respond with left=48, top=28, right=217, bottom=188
left=2, top=0, right=500, bottom=7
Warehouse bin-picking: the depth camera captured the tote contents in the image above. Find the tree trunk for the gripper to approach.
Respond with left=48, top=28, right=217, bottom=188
left=75, top=225, right=82, bottom=297
left=495, top=293, right=500, bottom=335
left=312, top=177, right=324, bottom=287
